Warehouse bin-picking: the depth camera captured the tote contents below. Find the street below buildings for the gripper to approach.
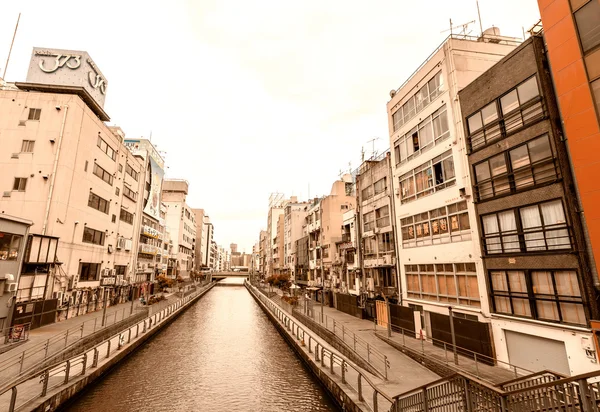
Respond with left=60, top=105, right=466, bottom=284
left=61, top=282, right=339, bottom=412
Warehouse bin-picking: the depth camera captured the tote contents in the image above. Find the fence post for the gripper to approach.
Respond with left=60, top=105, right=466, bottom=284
left=9, top=387, right=17, bottom=412
left=367, top=343, right=371, bottom=363
left=373, top=391, right=378, bottom=412
left=65, top=329, right=70, bottom=348
left=92, top=348, right=99, bottom=367
left=341, top=360, right=346, bottom=384
left=358, top=374, right=363, bottom=402
left=315, top=344, right=319, bottom=362
left=19, top=351, right=25, bottom=373
left=578, top=378, right=593, bottom=412
left=45, top=339, right=50, bottom=358
left=106, top=340, right=111, bottom=358
left=321, top=347, right=325, bottom=367
left=463, top=379, right=473, bottom=412
left=384, top=355, right=388, bottom=380
left=94, top=317, right=97, bottom=332
left=41, top=369, right=50, bottom=396
left=474, top=354, right=480, bottom=378
left=64, top=360, right=71, bottom=384
left=422, top=388, right=429, bottom=412
left=330, top=354, right=334, bottom=374
left=81, top=354, right=87, bottom=375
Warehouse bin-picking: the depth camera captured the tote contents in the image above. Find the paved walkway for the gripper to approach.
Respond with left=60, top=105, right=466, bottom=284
left=0, top=292, right=180, bottom=386
left=263, top=284, right=524, bottom=392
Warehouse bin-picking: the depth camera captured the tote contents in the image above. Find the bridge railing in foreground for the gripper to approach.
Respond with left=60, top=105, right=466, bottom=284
left=246, top=281, right=393, bottom=412
left=0, top=282, right=214, bottom=412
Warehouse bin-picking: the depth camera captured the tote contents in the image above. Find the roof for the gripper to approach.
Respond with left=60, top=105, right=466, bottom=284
left=0, top=213, right=33, bottom=226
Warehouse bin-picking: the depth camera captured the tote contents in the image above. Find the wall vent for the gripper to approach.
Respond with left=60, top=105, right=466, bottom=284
left=2, top=191, right=11, bottom=198
left=11, top=153, right=19, bottom=159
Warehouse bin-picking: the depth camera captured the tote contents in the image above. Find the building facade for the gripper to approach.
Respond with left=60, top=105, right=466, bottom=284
left=283, top=198, right=310, bottom=281
left=163, top=179, right=196, bottom=279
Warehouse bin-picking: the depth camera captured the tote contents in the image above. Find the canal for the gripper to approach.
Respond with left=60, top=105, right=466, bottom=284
left=61, top=280, right=339, bottom=412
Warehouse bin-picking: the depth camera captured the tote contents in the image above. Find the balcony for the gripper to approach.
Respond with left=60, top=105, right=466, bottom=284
left=375, top=286, right=398, bottom=297
left=482, top=225, right=573, bottom=255
left=341, top=233, right=352, bottom=243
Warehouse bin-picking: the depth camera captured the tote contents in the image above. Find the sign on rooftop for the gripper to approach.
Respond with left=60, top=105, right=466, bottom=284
left=26, top=47, right=108, bottom=108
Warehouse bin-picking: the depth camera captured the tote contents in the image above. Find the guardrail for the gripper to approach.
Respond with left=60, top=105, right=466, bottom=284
left=0, top=304, right=147, bottom=387
left=247, top=282, right=393, bottom=412
left=0, top=282, right=214, bottom=412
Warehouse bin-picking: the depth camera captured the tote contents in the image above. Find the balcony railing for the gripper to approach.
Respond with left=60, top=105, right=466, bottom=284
left=341, top=233, right=352, bottom=242
left=364, top=221, right=375, bottom=232
left=468, top=97, right=546, bottom=152
left=474, top=157, right=559, bottom=202
left=376, top=216, right=390, bottom=228
left=483, top=225, right=573, bottom=255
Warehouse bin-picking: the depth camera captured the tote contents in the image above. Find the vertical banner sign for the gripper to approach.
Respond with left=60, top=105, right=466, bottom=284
left=144, top=156, right=164, bottom=220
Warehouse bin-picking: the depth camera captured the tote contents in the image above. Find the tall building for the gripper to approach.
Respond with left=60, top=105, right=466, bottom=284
left=259, top=230, right=267, bottom=276
left=354, top=152, right=399, bottom=302
left=266, top=193, right=286, bottom=277
left=387, top=33, right=520, bottom=351
left=123, top=137, right=166, bottom=289
left=202, top=215, right=214, bottom=269
left=283, top=198, right=310, bottom=280
left=0, top=48, right=144, bottom=322
left=460, top=33, right=599, bottom=376
left=192, top=208, right=206, bottom=270
left=163, top=179, right=196, bottom=279
left=536, top=0, right=600, bottom=356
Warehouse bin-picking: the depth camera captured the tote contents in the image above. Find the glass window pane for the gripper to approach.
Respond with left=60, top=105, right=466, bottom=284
left=554, top=271, right=582, bottom=297
left=532, top=271, right=554, bottom=295
left=508, top=271, right=527, bottom=293
left=489, top=154, right=507, bottom=176
left=536, top=300, right=560, bottom=321
left=501, top=90, right=520, bottom=114
left=468, top=112, right=483, bottom=133
left=520, top=205, right=542, bottom=229
left=419, top=120, right=434, bottom=148
left=433, top=107, right=449, bottom=140
left=475, top=163, right=490, bottom=182
left=510, top=145, right=531, bottom=169
left=574, top=0, right=600, bottom=53
left=495, top=296, right=512, bottom=314
left=512, top=298, right=532, bottom=317
left=528, top=135, right=552, bottom=163
left=481, top=102, right=498, bottom=125
left=517, top=77, right=540, bottom=104
left=541, top=200, right=566, bottom=225
left=560, top=302, right=586, bottom=325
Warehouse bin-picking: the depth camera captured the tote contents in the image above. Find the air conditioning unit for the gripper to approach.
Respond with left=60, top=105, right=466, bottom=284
left=110, top=269, right=116, bottom=277
left=68, top=276, right=77, bottom=290
left=124, top=239, right=132, bottom=251
left=5, top=283, right=17, bottom=292
left=117, top=237, right=125, bottom=250
left=3, top=191, right=11, bottom=198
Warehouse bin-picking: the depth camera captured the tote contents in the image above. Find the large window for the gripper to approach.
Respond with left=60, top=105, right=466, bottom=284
left=28, top=108, right=41, bottom=121
left=82, top=227, right=105, bottom=246
left=474, top=135, right=557, bottom=201
left=93, top=163, right=113, bottom=186
left=12, top=178, right=27, bottom=192
left=405, top=263, right=480, bottom=307
left=363, top=211, right=375, bottom=232
left=467, top=76, right=544, bottom=151
left=375, top=206, right=390, bottom=228
left=490, top=270, right=586, bottom=325
left=125, top=163, right=139, bottom=181
left=399, top=150, right=455, bottom=203
left=378, top=232, right=394, bottom=253
left=361, top=185, right=373, bottom=200
left=88, top=192, right=109, bottom=214
left=394, top=105, right=449, bottom=165
left=574, top=0, right=600, bottom=53
left=21, top=140, right=35, bottom=153
left=374, top=177, right=387, bottom=195
left=123, top=186, right=137, bottom=202
left=79, top=262, right=101, bottom=281
left=481, top=199, right=571, bottom=254
left=120, top=208, right=134, bottom=225
left=0, top=232, right=22, bottom=260
left=391, top=72, right=443, bottom=132
left=401, top=201, right=470, bottom=248
left=97, top=136, right=117, bottom=161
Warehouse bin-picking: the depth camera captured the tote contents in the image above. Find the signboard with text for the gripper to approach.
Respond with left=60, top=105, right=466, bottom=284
left=26, top=47, right=108, bottom=108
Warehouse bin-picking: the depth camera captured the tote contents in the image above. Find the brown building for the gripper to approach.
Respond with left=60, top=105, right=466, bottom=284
left=460, top=34, right=598, bottom=375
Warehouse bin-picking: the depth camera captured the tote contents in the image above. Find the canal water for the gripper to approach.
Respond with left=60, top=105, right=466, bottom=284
left=62, top=280, right=339, bottom=412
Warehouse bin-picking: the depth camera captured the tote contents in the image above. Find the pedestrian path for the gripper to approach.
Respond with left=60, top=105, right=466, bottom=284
left=265, top=284, right=525, bottom=389
left=0, top=292, right=178, bottom=386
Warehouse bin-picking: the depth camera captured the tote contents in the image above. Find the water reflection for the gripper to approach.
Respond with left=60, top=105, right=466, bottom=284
left=62, top=285, right=339, bottom=412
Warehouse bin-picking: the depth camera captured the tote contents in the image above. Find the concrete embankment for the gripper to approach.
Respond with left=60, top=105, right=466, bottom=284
left=246, top=282, right=389, bottom=412
left=15, top=282, right=215, bottom=412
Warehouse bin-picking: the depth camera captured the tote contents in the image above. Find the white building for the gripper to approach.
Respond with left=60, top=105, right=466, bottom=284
left=163, top=179, right=196, bottom=279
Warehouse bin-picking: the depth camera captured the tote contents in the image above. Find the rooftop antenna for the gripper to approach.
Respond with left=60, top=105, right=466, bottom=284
left=2, top=12, right=21, bottom=80
left=441, top=18, right=476, bottom=37
left=476, top=1, right=484, bottom=37
left=361, top=146, right=365, bottom=163
left=366, top=137, right=380, bottom=160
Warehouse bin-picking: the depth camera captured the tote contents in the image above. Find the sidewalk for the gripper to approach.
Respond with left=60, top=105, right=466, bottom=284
left=266, top=285, right=521, bottom=390
left=0, top=293, right=178, bottom=386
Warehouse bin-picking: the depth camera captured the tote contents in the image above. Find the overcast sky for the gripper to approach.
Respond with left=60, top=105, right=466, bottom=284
left=0, top=0, right=541, bottom=253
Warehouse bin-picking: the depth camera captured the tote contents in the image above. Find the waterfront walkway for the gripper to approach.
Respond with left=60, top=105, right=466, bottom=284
left=265, top=285, right=520, bottom=392
left=0, top=292, right=181, bottom=386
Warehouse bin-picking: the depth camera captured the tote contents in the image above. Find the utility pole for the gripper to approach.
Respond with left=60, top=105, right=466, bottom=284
left=320, top=202, right=324, bottom=322
left=101, top=288, right=108, bottom=327
left=2, top=13, right=21, bottom=80
left=448, top=306, right=459, bottom=365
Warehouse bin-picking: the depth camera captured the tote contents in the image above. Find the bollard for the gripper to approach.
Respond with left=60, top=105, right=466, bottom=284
left=106, top=341, right=111, bottom=358
left=64, top=360, right=71, bottom=384
left=80, top=323, right=85, bottom=338
left=341, top=360, right=346, bottom=384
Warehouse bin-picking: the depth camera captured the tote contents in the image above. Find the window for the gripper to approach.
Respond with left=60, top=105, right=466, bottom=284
left=401, top=201, right=470, bottom=248
left=82, top=227, right=105, bottom=246
left=79, top=262, right=101, bottom=281
left=12, top=178, right=27, bottom=192
left=97, top=136, right=117, bottom=161
left=574, top=0, right=600, bottom=53
left=88, top=192, right=109, bottom=214
left=474, top=135, right=556, bottom=201
left=467, top=76, right=543, bottom=151
left=394, top=105, right=450, bottom=165
left=112, top=214, right=116, bottom=223
left=125, top=163, right=139, bottom=181
left=363, top=211, right=375, bottom=232
left=21, top=140, right=35, bottom=153
left=378, top=232, right=394, bottom=253
left=115, top=187, right=120, bottom=196
left=374, top=178, right=386, bottom=195
left=391, top=71, right=443, bottom=133
left=28, top=108, right=41, bottom=121
left=490, top=270, right=586, bottom=325
left=481, top=199, right=571, bottom=254
left=118, top=164, right=123, bottom=173
left=0, top=232, right=23, bottom=260
left=361, top=185, right=373, bottom=200
left=399, top=150, right=455, bottom=204
left=84, top=160, right=89, bottom=172
left=364, top=236, right=376, bottom=257
left=392, top=107, right=403, bottom=132
left=120, top=208, right=134, bottom=224
left=405, top=262, right=480, bottom=307
left=115, top=265, right=127, bottom=276
left=93, top=163, right=113, bottom=186
left=375, top=205, right=390, bottom=228
left=123, top=186, right=137, bottom=202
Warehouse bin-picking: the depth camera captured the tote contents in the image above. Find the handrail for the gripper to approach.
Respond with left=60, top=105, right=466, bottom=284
left=0, top=281, right=214, bottom=412
left=247, top=281, right=392, bottom=412
left=503, top=369, right=600, bottom=396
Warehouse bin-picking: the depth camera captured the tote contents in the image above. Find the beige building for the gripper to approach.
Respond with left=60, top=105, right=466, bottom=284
left=283, top=198, right=310, bottom=280
left=163, top=179, right=196, bottom=279
left=192, top=208, right=206, bottom=269
left=266, top=193, right=286, bottom=277
left=0, top=84, right=144, bottom=313
left=335, top=208, right=359, bottom=295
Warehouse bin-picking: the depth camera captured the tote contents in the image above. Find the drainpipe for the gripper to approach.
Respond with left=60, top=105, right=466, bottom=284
left=355, top=171, right=365, bottom=306
left=42, top=105, right=69, bottom=235
left=387, top=152, right=402, bottom=306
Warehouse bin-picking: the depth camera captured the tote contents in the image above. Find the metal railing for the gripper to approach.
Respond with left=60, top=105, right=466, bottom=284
left=0, top=282, right=215, bottom=412
left=375, top=317, right=533, bottom=386
left=0, top=302, right=147, bottom=386
left=247, top=282, right=393, bottom=412
left=294, top=298, right=390, bottom=380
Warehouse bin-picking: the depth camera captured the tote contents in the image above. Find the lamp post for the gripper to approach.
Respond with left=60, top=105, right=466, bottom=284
left=101, top=288, right=109, bottom=327
left=448, top=306, right=459, bottom=365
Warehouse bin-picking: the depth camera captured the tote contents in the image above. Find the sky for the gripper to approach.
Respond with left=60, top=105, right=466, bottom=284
left=0, top=0, right=541, bottom=253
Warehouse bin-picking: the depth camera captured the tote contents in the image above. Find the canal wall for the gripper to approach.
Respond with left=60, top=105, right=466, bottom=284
left=16, top=282, right=216, bottom=412
left=246, top=283, right=374, bottom=412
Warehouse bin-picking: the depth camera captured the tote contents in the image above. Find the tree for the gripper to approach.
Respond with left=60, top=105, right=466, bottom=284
left=156, top=275, right=174, bottom=291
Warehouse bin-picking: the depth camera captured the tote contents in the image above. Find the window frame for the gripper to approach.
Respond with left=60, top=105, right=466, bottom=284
left=12, top=177, right=27, bottom=192
left=82, top=227, right=105, bottom=246
left=399, top=150, right=455, bottom=204
left=78, top=262, right=101, bottom=282
left=123, top=186, right=137, bottom=202
left=28, top=108, right=41, bottom=121
left=87, top=191, right=110, bottom=214
left=125, top=163, right=139, bottom=181
left=93, top=163, right=114, bottom=186
left=120, top=208, right=134, bottom=225
left=401, top=201, right=470, bottom=248
left=20, top=140, right=35, bottom=153
left=97, top=136, right=117, bottom=161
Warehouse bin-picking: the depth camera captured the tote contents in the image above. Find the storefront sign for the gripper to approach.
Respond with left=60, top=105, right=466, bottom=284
left=100, top=277, right=116, bottom=286
left=26, top=48, right=108, bottom=108
left=338, top=242, right=354, bottom=250
left=141, top=225, right=162, bottom=240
